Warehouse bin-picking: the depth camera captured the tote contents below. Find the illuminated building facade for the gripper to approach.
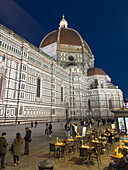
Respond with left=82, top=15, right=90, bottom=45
left=0, top=16, right=123, bottom=123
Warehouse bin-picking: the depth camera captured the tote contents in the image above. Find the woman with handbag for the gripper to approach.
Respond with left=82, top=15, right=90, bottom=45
left=12, top=133, right=23, bottom=167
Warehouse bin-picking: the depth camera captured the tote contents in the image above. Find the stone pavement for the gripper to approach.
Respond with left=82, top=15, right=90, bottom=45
left=0, top=121, right=117, bottom=170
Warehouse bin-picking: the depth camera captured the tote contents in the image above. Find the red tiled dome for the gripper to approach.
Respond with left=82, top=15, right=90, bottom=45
left=40, top=30, right=58, bottom=47
left=87, top=68, right=106, bottom=76
left=39, top=28, right=92, bottom=55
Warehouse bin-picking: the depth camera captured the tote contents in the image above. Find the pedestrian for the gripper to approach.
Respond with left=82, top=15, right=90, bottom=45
left=23, top=127, right=32, bottom=155
left=105, top=128, right=112, bottom=143
left=0, top=132, right=8, bottom=169
left=45, top=123, right=49, bottom=135
left=66, top=123, right=70, bottom=139
left=49, top=122, right=52, bottom=137
left=31, top=121, right=33, bottom=128
left=11, top=133, right=23, bottom=167
left=71, top=124, right=75, bottom=137
left=35, top=121, right=38, bottom=128
left=74, top=124, right=77, bottom=136
left=97, top=119, right=100, bottom=127
left=65, top=122, right=67, bottom=130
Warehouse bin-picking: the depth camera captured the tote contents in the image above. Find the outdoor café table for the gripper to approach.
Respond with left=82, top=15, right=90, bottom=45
left=67, top=138, right=75, bottom=142
left=99, top=137, right=107, bottom=141
left=86, top=132, right=90, bottom=135
left=123, top=140, right=128, bottom=146
left=91, top=140, right=101, bottom=144
left=75, top=135, right=82, bottom=138
left=109, top=154, right=123, bottom=162
left=104, top=133, right=110, bottom=137
left=54, top=143, right=65, bottom=147
left=80, top=145, right=94, bottom=149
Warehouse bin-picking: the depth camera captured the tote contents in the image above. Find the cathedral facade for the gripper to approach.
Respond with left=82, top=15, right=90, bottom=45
left=0, top=16, right=123, bottom=123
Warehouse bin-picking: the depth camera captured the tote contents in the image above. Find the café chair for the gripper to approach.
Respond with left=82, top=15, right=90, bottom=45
left=88, top=147, right=101, bottom=167
left=49, top=143, right=60, bottom=157
left=79, top=147, right=89, bottom=165
left=59, top=143, right=71, bottom=159
left=77, top=138, right=81, bottom=149
left=72, top=140, right=78, bottom=153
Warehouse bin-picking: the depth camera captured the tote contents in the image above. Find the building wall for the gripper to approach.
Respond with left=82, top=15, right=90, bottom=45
left=0, top=25, right=69, bottom=123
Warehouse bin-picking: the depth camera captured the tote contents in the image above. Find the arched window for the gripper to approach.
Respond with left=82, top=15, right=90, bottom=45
left=37, top=78, right=41, bottom=97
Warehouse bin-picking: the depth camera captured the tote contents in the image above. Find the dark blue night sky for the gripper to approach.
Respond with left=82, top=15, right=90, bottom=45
left=0, top=0, right=128, bottom=98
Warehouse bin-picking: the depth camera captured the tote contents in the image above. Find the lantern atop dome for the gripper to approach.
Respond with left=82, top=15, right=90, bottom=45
left=59, top=14, right=68, bottom=28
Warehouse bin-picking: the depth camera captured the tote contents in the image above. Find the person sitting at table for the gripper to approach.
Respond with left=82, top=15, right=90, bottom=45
left=105, top=128, right=112, bottom=143
left=108, top=148, right=128, bottom=170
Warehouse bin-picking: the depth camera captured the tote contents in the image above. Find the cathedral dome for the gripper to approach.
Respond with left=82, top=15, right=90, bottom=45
left=87, top=68, right=106, bottom=76
left=39, top=16, right=92, bottom=55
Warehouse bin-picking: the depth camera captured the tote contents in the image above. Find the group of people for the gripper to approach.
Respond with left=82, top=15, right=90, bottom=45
left=45, top=122, right=52, bottom=137
left=80, top=118, right=115, bottom=128
left=31, top=121, right=38, bottom=128
left=0, top=127, right=32, bottom=169
left=64, top=122, right=78, bottom=139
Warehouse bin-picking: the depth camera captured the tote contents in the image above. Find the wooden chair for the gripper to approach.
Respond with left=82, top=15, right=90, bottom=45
left=77, top=138, right=81, bottom=149
left=88, top=147, right=101, bottom=167
left=59, top=143, right=71, bottom=159
left=71, top=140, right=78, bottom=153
left=79, top=147, right=90, bottom=165
left=49, top=143, right=60, bottom=157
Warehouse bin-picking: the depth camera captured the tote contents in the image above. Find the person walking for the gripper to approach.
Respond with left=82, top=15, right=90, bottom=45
left=12, top=133, right=23, bottom=167
left=0, top=132, right=8, bottom=169
left=49, top=122, right=52, bottom=137
left=24, top=127, right=32, bottom=155
left=71, top=124, right=75, bottom=137
left=45, top=123, right=49, bottom=135
left=74, top=123, right=77, bottom=136
left=66, top=123, right=70, bottom=139
left=31, top=121, right=33, bottom=128
left=97, top=119, right=100, bottom=127
left=35, top=121, right=38, bottom=128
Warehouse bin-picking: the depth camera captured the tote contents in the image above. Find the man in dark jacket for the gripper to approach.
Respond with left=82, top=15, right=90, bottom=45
left=24, top=127, right=32, bottom=155
left=49, top=122, right=52, bottom=137
left=105, top=128, right=112, bottom=143
left=108, top=148, right=128, bottom=170
left=0, top=132, right=8, bottom=169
